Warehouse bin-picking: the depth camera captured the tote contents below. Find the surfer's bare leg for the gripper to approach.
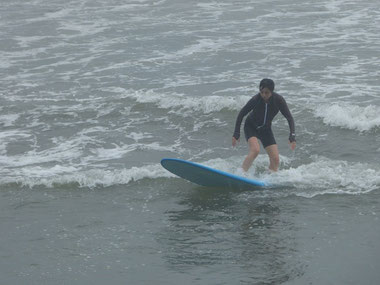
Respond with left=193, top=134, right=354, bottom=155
left=242, top=137, right=260, bottom=172
left=265, top=144, right=279, bottom=172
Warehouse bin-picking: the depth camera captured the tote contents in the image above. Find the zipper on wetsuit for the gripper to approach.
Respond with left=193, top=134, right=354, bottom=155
left=257, top=103, right=268, bottom=129
left=263, top=103, right=268, bottom=126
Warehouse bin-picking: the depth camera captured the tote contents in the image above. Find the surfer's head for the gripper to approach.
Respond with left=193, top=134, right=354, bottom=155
left=259, top=78, right=274, bottom=101
left=259, top=78, right=275, bottom=93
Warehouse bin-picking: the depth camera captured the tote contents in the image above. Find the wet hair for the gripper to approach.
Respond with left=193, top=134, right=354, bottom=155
left=259, top=78, right=275, bottom=92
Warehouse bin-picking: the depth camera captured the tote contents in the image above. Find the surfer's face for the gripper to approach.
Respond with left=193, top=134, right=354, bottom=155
left=260, top=87, right=272, bottom=101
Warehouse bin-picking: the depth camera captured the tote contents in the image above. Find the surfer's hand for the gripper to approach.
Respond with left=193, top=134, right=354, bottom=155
left=232, top=137, right=239, bottom=147
left=289, top=141, right=296, bottom=151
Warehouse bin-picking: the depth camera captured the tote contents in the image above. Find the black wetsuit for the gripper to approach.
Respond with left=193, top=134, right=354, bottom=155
left=233, top=92, right=295, bottom=148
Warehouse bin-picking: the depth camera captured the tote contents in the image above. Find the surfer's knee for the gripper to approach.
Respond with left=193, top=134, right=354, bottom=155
left=248, top=141, right=260, bottom=155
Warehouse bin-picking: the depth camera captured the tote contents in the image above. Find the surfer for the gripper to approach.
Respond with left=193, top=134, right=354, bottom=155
left=232, top=78, right=296, bottom=172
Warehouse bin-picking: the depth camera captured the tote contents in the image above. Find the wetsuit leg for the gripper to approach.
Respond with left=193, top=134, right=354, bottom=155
left=257, top=127, right=276, bottom=148
left=244, top=119, right=259, bottom=141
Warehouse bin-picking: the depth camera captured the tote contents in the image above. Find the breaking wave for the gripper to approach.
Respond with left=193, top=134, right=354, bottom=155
left=2, top=155, right=378, bottom=198
left=314, top=103, right=380, bottom=132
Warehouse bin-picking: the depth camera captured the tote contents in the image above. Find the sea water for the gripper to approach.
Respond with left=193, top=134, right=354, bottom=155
left=1, top=0, right=379, bottom=284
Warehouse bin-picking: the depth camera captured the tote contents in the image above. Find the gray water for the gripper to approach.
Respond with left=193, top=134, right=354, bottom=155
left=1, top=0, right=380, bottom=284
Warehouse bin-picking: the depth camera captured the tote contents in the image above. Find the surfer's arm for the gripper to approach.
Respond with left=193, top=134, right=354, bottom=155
left=278, top=96, right=296, bottom=142
left=233, top=97, right=257, bottom=140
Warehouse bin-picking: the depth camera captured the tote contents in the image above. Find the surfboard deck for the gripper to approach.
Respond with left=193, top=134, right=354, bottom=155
left=161, top=158, right=269, bottom=189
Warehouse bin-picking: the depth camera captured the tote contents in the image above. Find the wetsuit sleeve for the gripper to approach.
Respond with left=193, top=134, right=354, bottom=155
left=278, top=96, right=296, bottom=142
left=233, top=97, right=257, bottom=140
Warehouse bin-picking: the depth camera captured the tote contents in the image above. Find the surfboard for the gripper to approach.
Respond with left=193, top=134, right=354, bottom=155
left=161, top=158, right=269, bottom=189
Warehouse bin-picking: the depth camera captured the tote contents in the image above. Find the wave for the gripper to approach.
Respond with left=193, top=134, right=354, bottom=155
left=1, top=164, right=173, bottom=189
left=202, top=155, right=380, bottom=197
left=314, top=103, right=380, bottom=132
left=265, top=156, right=380, bottom=197
left=2, top=156, right=378, bottom=197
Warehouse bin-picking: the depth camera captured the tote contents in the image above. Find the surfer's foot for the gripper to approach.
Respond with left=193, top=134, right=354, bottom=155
left=235, top=168, right=248, bottom=178
left=264, top=168, right=277, bottom=175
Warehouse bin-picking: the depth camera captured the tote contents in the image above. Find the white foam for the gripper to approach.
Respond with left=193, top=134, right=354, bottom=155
left=0, top=114, right=20, bottom=127
left=0, top=130, right=33, bottom=155
left=314, top=103, right=380, bottom=132
left=2, top=163, right=172, bottom=189
left=1, top=136, right=175, bottom=169
left=149, top=38, right=232, bottom=62
left=200, top=155, right=290, bottom=174
left=18, top=165, right=79, bottom=177
left=127, top=132, right=154, bottom=142
left=197, top=155, right=379, bottom=197
left=267, top=156, right=380, bottom=197
left=90, top=145, right=136, bottom=161
left=103, top=88, right=250, bottom=114
left=87, top=142, right=174, bottom=162
left=14, top=35, right=51, bottom=48
left=196, top=2, right=225, bottom=18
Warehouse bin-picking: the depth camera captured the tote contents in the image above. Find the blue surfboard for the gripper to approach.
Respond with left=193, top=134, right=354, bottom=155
left=161, top=158, right=269, bottom=189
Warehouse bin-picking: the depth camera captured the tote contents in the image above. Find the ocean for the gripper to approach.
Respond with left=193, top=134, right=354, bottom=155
left=1, top=0, right=379, bottom=284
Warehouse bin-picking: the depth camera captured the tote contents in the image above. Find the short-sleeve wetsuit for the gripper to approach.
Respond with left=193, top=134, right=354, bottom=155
left=233, top=92, right=295, bottom=148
